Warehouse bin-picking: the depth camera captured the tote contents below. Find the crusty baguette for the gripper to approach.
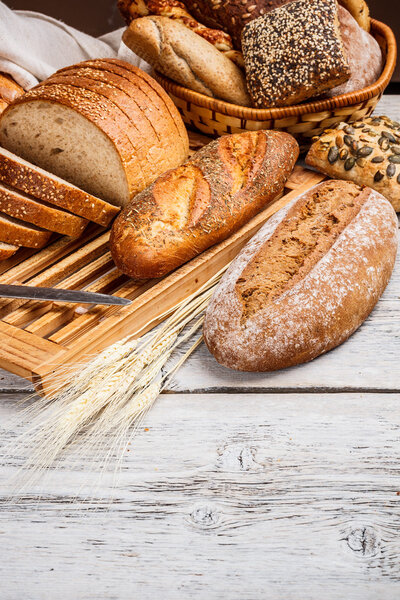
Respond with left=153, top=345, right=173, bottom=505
left=0, top=181, right=88, bottom=237
left=122, top=16, right=251, bottom=106
left=0, top=240, right=18, bottom=260
left=203, top=180, right=398, bottom=372
left=0, top=147, right=119, bottom=226
left=0, top=60, right=189, bottom=207
left=110, top=131, right=299, bottom=278
left=0, top=212, right=52, bottom=248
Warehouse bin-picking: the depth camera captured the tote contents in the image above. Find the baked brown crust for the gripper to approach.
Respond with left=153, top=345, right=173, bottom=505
left=0, top=213, right=52, bottom=248
left=0, top=241, right=18, bottom=260
left=339, top=0, right=370, bottom=31
left=203, top=180, right=398, bottom=371
left=185, top=0, right=292, bottom=49
left=306, top=116, right=400, bottom=212
left=0, top=182, right=88, bottom=237
left=0, top=147, right=119, bottom=227
left=324, top=6, right=383, bottom=99
left=118, top=0, right=235, bottom=53
left=242, top=0, right=350, bottom=108
left=110, top=130, right=299, bottom=279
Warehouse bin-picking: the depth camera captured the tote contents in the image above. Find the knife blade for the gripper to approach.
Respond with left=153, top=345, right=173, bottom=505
left=0, top=284, right=132, bottom=306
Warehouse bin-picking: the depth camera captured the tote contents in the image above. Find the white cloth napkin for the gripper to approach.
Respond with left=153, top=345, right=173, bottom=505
left=0, top=1, right=149, bottom=90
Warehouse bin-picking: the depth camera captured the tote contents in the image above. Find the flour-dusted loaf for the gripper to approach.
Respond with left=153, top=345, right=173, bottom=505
left=340, top=0, right=370, bottom=30
left=242, top=0, right=350, bottom=108
left=122, top=16, right=251, bottom=105
left=0, top=59, right=188, bottom=207
left=306, top=116, right=400, bottom=211
left=0, top=147, right=118, bottom=226
left=110, top=130, right=299, bottom=279
left=324, top=6, right=383, bottom=98
left=0, top=72, right=24, bottom=105
left=203, top=180, right=398, bottom=372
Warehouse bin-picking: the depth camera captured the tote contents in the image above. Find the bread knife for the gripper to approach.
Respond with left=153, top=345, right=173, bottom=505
left=0, top=284, right=132, bottom=306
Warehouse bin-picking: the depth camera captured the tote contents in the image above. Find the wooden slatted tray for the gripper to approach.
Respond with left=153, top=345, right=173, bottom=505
left=0, top=133, right=325, bottom=395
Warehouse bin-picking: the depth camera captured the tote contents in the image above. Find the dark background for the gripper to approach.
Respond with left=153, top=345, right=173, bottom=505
left=3, top=0, right=399, bottom=83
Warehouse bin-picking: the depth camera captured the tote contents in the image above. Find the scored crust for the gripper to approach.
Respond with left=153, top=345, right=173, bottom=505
left=203, top=181, right=398, bottom=371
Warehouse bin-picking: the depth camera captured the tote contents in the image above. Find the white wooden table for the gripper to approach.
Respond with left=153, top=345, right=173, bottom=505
left=1, top=95, right=400, bottom=600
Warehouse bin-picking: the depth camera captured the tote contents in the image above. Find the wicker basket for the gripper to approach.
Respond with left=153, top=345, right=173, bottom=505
left=155, top=19, right=397, bottom=150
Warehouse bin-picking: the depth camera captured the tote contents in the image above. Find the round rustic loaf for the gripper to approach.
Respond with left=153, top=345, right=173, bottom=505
left=203, top=180, right=398, bottom=372
left=0, top=59, right=189, bottom=208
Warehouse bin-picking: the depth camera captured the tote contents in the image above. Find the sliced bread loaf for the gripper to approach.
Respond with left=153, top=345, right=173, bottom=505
left=0, top=59, right=189, bottom=207
left=0, top=212, right=52, bottom=248
left=0, top=240, right=18, bottom=260
left=0, top=182, right=88, bottom=237
left=0, top=147, right=119, bottom=226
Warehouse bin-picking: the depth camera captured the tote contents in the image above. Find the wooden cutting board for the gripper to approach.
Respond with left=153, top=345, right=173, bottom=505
left=0, top=131, right=325, bottom=395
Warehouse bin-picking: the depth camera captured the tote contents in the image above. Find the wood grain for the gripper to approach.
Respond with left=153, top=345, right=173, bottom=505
left=1, top=392, right=400, bottom=599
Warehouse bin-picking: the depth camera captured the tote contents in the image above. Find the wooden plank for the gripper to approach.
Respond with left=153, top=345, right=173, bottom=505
left=0, top=322, right=63, bottom=380
left=1, top=392, right=400, bottom=599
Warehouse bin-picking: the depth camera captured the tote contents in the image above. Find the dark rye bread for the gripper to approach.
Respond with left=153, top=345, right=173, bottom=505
left=242, top=0, right=351, bottom=108
left=110, top=131, right=299, bottom=279
left=0, top=181, right=88, bottom=237
left=185, top=0, right=292, bottom=49
left=0, top=147, right=119, bottom=226
left=203, top=180, right=398, bottom=371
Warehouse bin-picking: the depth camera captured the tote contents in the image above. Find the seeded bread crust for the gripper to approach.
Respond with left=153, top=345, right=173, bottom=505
left=0, top=85, right=143, bottom=203
left=57, top=59, right=189, bottom=160
left=0, top=182, right=88, bottom=237
left=47, top=66, right=184, bottom=183
left=203, top=180, right=398, bottom=371
left=0, top=241, right=18, bottom=260
left=106, top=59, right=189, bottom=153
left=0, top=212, right=52, bottom=248
left=40, top=75, right=161, bottom=187
left=110, top=130, right=299, bottom=279
left=185, top=0, right=292, bottom=49
left=306, top=116, right=400, bottom=212
left=0, top=147, right=119, bottom=227
left=118, top=0, right=236, bottom=54
left=122, top=16, right=251, bottom=105
left=242, top=0, right=351, bottom=108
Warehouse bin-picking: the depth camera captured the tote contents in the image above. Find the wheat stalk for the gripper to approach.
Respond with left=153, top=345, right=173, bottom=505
left=5, top=264, right=228, bottom=495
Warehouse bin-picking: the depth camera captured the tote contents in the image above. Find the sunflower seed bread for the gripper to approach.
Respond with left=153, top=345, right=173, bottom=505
left=203, top=180, right=398, bottom=372
left=306, top=116, right=400, bottom=212
left=242, top=0, right=351, bottom=108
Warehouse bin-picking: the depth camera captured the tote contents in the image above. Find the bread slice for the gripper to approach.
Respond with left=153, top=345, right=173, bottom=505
left=0, top=88, right=141, bottom=207
left=47, top=65, right=186, bottom=182
left=0, top=181, right=88, bottom=237
left=0, top=212, right=52, bottom=248
left=58, top=59, right=189, bottom=164
left=0, top=147, right=119, bottom=226
left=0, top=59, right=189, bottom=208
left=0, top=240, right=18, bottom=260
